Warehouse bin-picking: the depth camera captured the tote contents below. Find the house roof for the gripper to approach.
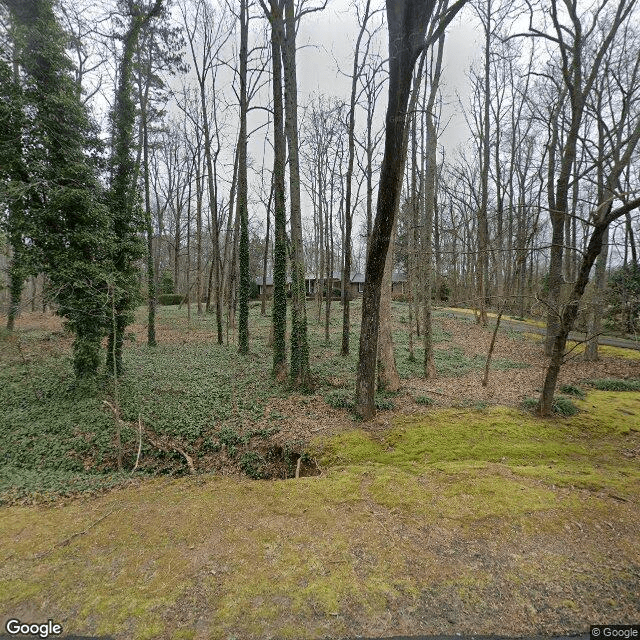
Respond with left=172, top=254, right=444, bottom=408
left=255, top=270, right=406, bottom=286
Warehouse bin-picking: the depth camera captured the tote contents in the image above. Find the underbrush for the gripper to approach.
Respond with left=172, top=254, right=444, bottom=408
left=583, top=377, right=640, bottom=391
left=0, top=301, right=632, bottom=504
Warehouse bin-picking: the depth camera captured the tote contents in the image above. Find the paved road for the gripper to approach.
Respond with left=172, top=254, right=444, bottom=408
left=437, top=308, right=640, bottom=352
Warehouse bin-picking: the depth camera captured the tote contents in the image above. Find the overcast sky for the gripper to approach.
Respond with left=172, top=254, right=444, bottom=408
left=294, top=0, right=483, bottom=152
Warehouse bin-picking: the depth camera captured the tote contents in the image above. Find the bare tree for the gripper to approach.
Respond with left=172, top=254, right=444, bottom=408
left=355, top=0, right=468, bottom=418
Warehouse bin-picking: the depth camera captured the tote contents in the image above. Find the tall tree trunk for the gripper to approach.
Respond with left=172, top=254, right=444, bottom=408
left=282, top=0, right=310, bottom=387
left=423, top=112, right=437, bottom=379
left=584, top=228, right=608, bottom=361
left=195, top=139, right=203, bottom=316
left=377, top=221, right=400, bottom=391
left=422, top=24, right=445, bottom=379
left=355, top=0, right=439, bottom=419
left=476, top=0, right=491, bottom=327
left=200, top=83, right=223, bottom=344
left=107, top=0, right=163, bottom=376
left=267, top=0, right=287, bottom=380
left=342, top=0, right=372, bottom=356
left=142, top=99, right=156, bottom=347
left=261, top=182, right=273, bottom=316
left=237, top=0, right=250, bottom=354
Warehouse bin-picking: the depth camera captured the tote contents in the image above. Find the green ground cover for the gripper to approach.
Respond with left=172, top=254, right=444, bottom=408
left=1, top=389, right=638, bottom=639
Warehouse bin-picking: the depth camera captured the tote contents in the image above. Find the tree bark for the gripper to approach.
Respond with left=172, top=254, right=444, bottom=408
left=282, top=0, right=311, bottom=387
left=237, top=0, right=250, bottom=354
left=355, top=0, right=438, bottom=419
left=377, top=221, right=400, bottom=391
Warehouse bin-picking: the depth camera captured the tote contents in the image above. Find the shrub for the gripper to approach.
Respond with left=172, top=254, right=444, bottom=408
left=239, top=451, right=266, bottom=479
left=160, top=271, right=174, bottom=295
left=605, top=264, right=640, bottom=333
left=559, top=384, right=586, bottom=399
left=437, top=281, right=451, bottom=302
left=552, top=396, right=579, bottom=416
left=522, top=395, right=579, bottom=416
left=158, top=294, right=184, bottom=306
left=374, top=396, right=395, bottom=411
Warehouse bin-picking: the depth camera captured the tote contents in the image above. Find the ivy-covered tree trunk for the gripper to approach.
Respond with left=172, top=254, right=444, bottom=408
left=141, top=80, right=156, bottom=348
left=237, top=0, right=250, bottom=355
left=265, top=0, right=288, bottom=380
left=106, top=0, right=163, bottom=375
left=4, top=0, right=111, bottom=377
left=282, top=0, right=311, bottom=388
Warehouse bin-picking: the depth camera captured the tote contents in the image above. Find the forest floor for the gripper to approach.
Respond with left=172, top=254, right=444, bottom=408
left=1, top=300, right=639, bottom=639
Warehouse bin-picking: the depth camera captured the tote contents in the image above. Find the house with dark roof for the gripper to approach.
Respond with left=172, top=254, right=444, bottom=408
left=255, top=270, right=407, bottom=299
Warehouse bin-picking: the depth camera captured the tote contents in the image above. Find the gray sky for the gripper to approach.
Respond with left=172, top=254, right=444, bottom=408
left=294, top=0, right=482, bottom=152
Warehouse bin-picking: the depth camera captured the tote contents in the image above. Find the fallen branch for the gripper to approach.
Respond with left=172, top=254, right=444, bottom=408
left=140, top=423, right=196, bottom=474
left=103, top=402, right=195, bottom=474
left=35, top=509, right=116, bottom=559
left=131, top=415, right=143, bottom=474
left=295, top=456, right=302, bottom=479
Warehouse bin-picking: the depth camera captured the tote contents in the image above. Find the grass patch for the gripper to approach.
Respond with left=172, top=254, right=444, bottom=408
left=583, top=378, right=640, bottom=391
left=522, top=331, right=640, bottom=360
left=315, top=392, right=639, bottom=498
left=1, top=391, right=638, bottom=637
left=415, top=395, right=434, bottom=406
left=559, top=384, right=586, bottom=399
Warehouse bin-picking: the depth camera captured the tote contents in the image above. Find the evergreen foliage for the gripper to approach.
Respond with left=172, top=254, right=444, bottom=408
left=106, top=0, right=164, bottom=375
left=605, top=264, right=640, bottom=333
left=2, top=0, right=112, bottom=376
left=0, top=53, right=29, bottom=331
left=160, top=270, right=174, bottom=295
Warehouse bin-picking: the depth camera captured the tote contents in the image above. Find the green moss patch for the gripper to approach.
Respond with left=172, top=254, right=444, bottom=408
left=314, top=394, right=640, bottom=500
left=1, top=392, right=639, bottom=638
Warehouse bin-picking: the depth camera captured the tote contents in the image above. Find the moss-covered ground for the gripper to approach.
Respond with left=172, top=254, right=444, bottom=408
left=2, top=301, right=639, bottom=638
left=1, top=389, right=639, bottom=639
